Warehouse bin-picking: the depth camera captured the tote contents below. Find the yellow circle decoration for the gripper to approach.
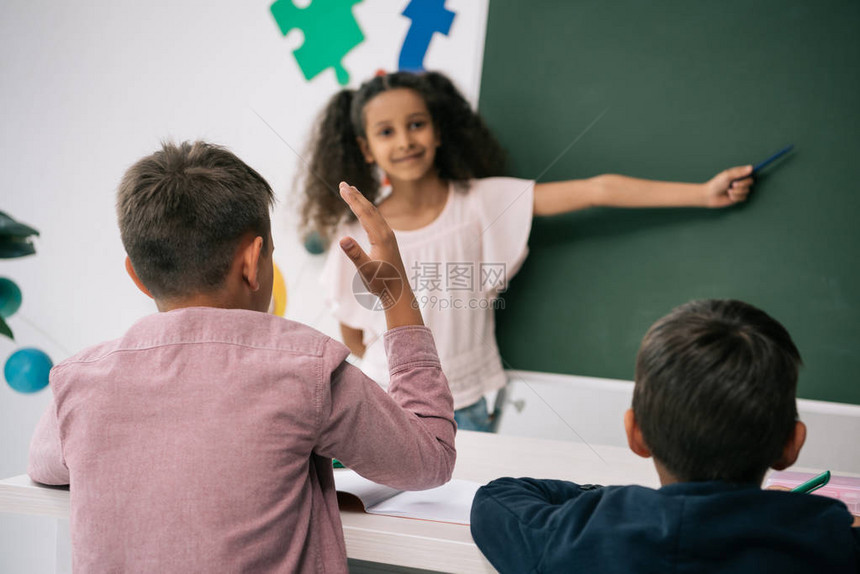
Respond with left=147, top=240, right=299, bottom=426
left=270, top=263, right=287, bottom=317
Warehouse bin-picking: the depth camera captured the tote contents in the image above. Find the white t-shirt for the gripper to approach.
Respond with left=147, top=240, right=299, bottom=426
left=321, top=177, right=534, bottom=410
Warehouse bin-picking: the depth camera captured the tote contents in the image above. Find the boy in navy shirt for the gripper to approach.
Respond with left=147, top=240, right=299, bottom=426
left=471, top=299, right=860, bottom=573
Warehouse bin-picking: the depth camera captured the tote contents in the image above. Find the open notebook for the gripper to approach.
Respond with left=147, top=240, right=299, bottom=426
left=334, top=468, right=482, bottom=525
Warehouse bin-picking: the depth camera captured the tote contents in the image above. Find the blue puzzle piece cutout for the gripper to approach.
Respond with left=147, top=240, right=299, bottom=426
left=271, top=0, right=365, bottom=85
left=399, top=0, right=456, bottom=72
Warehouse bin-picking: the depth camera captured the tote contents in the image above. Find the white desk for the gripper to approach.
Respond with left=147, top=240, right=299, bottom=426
left=0, top=430, right=659, bottom=573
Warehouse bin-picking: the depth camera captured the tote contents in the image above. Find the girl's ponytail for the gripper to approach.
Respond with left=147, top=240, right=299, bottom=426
left=300, top=89, right=378, bottom=246
left=421, top=71, right=507, bottom=180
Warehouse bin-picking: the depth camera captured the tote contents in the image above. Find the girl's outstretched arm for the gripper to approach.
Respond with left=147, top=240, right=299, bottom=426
left=532, top=165, right=754, bottom=216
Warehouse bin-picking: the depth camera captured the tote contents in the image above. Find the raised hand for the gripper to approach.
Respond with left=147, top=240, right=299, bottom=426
left=337, top=182, right=423, bottom=328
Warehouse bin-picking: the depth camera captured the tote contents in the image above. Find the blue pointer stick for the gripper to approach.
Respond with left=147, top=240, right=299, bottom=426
left=731, top=144, right=794, bottom=187
left=752, top=144, right=795, bottom=174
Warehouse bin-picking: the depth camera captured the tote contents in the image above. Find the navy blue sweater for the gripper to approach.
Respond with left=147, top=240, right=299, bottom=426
left=471, top=478, right=860, bottom=573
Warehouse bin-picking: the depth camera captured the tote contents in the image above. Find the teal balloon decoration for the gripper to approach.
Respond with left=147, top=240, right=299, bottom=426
left=0, top=277, right=23, bottom=318
left=4, top=347, right=52, bottom=393
left=303, top=230, right=327, bottom=255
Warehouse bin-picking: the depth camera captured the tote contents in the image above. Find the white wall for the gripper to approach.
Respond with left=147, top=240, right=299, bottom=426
left=0, top=1, right=488, bottom=571
left=498, top=371, right=860, bottom=476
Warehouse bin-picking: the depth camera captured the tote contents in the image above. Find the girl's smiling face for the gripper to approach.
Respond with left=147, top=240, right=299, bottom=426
left=358, top=88, right=440, bottom=185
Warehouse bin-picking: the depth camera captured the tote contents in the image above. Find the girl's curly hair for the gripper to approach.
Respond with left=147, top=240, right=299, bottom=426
left=299, top=71, right=507, bottom=246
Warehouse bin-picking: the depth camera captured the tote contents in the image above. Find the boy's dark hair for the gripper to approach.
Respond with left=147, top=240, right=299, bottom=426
left=633, top=299, right=802, bottom=484
left=117, top=141, right=275, bottom=300
left=300, top=70, right=507, bottom=244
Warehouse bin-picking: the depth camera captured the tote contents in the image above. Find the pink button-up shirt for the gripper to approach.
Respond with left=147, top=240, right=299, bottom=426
left=28, top=307, right=456, bottom=573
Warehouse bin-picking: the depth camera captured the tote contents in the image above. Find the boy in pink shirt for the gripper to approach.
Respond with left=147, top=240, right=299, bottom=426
left=28, top=141, right=456, bottom=573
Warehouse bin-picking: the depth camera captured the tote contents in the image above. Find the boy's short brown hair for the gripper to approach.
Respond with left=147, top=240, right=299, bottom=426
left=117, top=141, right=274, bottom=300
left=633, top=299, right=802, bottom=484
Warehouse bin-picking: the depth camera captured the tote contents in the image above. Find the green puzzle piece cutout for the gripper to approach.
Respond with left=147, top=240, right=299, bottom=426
left=270, top=0, right=365, bottom=85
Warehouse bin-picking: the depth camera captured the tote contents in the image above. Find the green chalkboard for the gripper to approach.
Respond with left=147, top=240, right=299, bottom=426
left=480, top=1, right=860, bottom=404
